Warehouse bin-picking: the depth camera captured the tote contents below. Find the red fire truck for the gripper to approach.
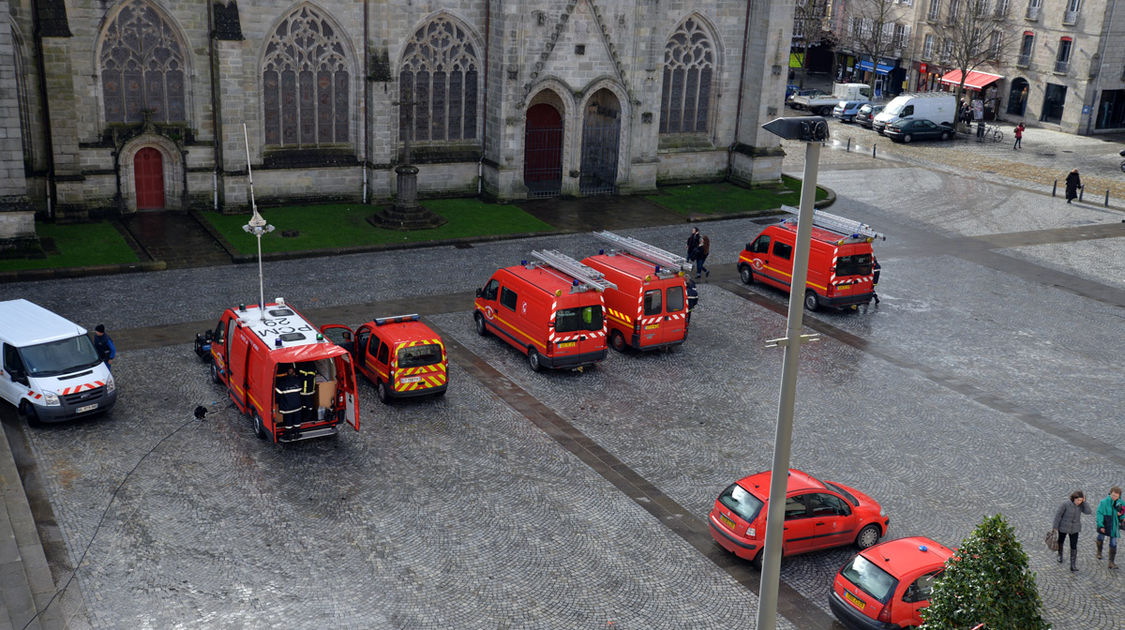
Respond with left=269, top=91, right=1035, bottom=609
left=206, top=299, right=359, bottom=442
left=582, top=231, right=692, bottom=352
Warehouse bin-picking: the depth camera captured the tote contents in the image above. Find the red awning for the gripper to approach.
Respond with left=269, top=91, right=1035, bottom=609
left=939, top=69, right=1004, bottom=90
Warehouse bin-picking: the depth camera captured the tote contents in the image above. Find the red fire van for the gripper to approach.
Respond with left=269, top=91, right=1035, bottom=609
left=206, top=299, right=358, bottom=442
left=474, top=250, right=615, bottom=372
left=738, top=207, right=884, bottom=312
left=582, top=231, right=691, bottom=352
left=321, top=314, right=447, bottom=404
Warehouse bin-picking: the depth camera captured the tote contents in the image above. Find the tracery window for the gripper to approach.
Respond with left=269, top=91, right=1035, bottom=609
left=399, top=16, right=480, bottom=142
left=660, top=17, right=714, bottom=134
left=99, top=1, right=187, bottom=123
left=262, top=4, right=351, bottom=147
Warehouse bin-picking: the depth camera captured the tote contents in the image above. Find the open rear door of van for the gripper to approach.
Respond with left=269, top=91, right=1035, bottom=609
left=337, top=352, right=359, bottom=431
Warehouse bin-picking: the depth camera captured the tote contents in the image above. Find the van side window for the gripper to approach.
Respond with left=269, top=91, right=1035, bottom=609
left=902, top=105, right=914, bottom=116
left=376, top=341, right=389, bottom=364
left=3, top=344, right=24, bottom=374
left=752, top=235, right=771, bottom=254
left=482, top=279, right=499, bottom=300
left=226, top=319, right=238, bottom=350
left=356, top=330, right=370, bottom=359
left=500, top=287, right=518, bottom=311
left=644, top=289, right=662, bottom=315
left=772, top=241, right=793, bottom=260
left=666, top=286, right=684, bottom=312
left=213, top=320, right=225, bottom=344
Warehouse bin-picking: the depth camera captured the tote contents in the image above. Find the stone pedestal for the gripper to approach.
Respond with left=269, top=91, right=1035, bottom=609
left=368, top=164, right=446, bottom=230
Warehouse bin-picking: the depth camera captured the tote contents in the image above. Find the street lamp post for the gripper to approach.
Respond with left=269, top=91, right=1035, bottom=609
left=754, top=116, right=829, bottom=630
left=241, top=124, right=274, bottom=320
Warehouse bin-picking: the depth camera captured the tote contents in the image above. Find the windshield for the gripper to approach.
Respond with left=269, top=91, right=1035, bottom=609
left=884, top=99, right=908, bottom=117
left=397, top=343, right=442, bottom=368
left=841, top=554, right=899, bottom=603
left=20, top=335, right=102, bottom=377
left=835, top=253, right=873, bottom=277
left=555, top=305, right=604, bottom=333
left=718, top=483, right=765, bottom=523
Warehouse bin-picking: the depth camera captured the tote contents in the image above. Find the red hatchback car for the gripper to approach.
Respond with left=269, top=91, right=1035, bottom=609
left=829, top=536, right=954, bottom=630
left=708, top=469, right=889, bottom=564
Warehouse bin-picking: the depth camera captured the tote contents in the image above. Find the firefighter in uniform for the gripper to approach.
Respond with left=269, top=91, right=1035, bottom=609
left=275, top=365, right=302, bottom=427
left=297, top=362, right=318, bottom=421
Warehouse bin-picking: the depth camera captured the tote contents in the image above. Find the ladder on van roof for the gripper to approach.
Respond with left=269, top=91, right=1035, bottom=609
left=779, top=205, right=886, bottom=243
left=529, top=250, right=617, bottom=293
left=591, top=231, right=694, bottom=274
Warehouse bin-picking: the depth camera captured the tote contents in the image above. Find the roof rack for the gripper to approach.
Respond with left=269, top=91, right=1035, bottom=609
left=591, top=231, right=693, bottom=274
left=779, top=205, right=885, bottom=243
left=529, top=250, right=617, bottom=293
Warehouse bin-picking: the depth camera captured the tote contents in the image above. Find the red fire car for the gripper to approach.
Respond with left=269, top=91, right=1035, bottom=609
left=829, top=536, right=954, bottom=629
left=708, top=469, right=888, bottom=564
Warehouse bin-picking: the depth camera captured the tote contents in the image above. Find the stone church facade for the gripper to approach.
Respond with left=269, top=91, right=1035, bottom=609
left=0, top=0, right=793, bottom=244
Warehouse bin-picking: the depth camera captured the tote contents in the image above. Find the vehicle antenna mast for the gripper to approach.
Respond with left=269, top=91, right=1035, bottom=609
left=241, top=123, right=274, bottom=321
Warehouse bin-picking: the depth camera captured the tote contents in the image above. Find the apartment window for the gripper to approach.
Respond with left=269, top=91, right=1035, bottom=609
left=948, top=0, right=961, bottom=21
left=994, top=0, right=1009, bottom=16
left=928, top=0, right=942, bottom=20
left=923, top=33, right=935, bottom=59
left=893, top=24, right=906, bottom=49
left=852, top=17, right=863, bottom=37
left=990, top=31, right=1003, bottom=59
left=1063, top=0, right=1080, bottom=24
left=943, top=38, right=954, bottom=59
left=1026, top=0, right=1041, bottom=20
left=1017, top=31, right=1034, bottom=66
left=1055, top=36, right=1072, bottom=73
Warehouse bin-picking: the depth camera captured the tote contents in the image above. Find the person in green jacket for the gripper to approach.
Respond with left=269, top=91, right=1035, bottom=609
left=1095, top=486, right=1124, bottom=569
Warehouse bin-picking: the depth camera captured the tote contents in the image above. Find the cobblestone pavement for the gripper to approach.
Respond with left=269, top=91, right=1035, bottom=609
left=3, top=146, right=1125, bottom=628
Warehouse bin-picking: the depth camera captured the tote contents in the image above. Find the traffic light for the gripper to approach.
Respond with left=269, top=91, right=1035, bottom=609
left=761, top=117, right=830, bottom=142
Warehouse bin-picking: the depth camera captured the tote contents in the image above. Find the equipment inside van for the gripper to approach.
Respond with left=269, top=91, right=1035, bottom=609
left=0, top=299, right=117, bottom=423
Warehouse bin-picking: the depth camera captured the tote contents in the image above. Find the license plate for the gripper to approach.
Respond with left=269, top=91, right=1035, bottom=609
left=557, top=342, right=576, bottom=348
left=837, top=284, right=850, bottom=291
left=76, top=403, right=98, bottom=414
left=400, top=376, right=422, bottom=384
left=844, top=590, right=865, bottom=610
left=719, top=513, right=737, bottom=530
left=645, top=324, right=659, bottom=330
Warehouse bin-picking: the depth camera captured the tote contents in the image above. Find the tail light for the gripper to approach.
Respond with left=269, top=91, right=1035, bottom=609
left=877, top=600, right=892, bottom=623
left=633, top=321, right=641, bottom=334
left=545, top=340, right=552, bottom=354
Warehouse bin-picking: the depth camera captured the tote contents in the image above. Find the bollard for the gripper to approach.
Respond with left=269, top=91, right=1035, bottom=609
left=847, top=138, right=852, bottom=152
left=1079, top=186, right=1084, bottom=202
left=872, top=144, right=877, bottom=159
left=1052, top=179, right=1057, bottom=197
left=1106, top=190, right=1110, bottom=208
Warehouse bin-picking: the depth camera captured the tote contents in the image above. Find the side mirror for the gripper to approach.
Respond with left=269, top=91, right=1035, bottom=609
left=10, top=369, right=27, bottom=385
left=476, top=287, right=483, bottom=298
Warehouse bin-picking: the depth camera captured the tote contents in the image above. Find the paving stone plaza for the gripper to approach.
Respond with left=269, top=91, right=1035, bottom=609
left=3, top=127, right=1125, bottom=628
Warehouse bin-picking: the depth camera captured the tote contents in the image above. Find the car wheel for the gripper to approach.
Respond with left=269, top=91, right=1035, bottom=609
left=941, top=131, right=951, bottom=140
left=527, top=348, right=542, bottom=372
left=253, top=412, right=267, bottom=440
left=856, top=524, right=882, bottom=549
left=376, top=380, right=391, bottom=405
left=610, top=330, right=626, bottom=353
left=209, top=361, right=221, bottom=384
left=750, top=549, right=763, bottom=568
left=902, top=133, right=913, bottom=143
left=20, top=401, right=40, bottom=427
left=474, top=312, right=488, bottom=337
left=803, top=291, right=819, bottom=312
left=739, top=265, right=754, bottom=285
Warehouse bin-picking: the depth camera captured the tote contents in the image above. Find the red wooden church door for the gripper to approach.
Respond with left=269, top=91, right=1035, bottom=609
left=523, top=104, right=563, bottom=197
left=134, top=148, right=166, bottom=209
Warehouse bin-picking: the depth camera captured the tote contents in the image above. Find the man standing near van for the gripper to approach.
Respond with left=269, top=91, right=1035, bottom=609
left=93, top=324, right=116, bottom=372
left=686, top=227, right=701, bottom=262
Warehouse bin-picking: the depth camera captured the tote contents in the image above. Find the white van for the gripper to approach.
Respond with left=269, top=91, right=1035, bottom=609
left=872, top=93, right=957, bottom=134
left=0, top=299, right=117, bottom=423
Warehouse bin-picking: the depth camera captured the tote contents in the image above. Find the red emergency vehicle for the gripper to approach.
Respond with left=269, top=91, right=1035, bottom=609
left=206, top=299, right=358, bottom=442
left=738, top=207, right=884, bottom=312
left=474, top=249, right=615, bottom=372
left=582, top=231, right=692, bottom=352
left=321, top=314, right=447, bottom=404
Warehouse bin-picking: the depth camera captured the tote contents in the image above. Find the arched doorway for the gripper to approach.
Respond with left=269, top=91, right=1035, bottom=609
left=580, top=89, right=620, bottom=196
left=134, top=147, right=166, bottom=209
left=1007, top=78, right=1029, bottom=116
left=524, top=104, right=563, bottom=198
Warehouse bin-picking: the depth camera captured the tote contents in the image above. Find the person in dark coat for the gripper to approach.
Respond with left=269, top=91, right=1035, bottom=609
left=871, top=256, right=881, bottom=304
left=1065, top=169, right=1082, bottom=203
left=92, top=324, right=116, bottom=371
left=275, top=364, right=302, bottom=427
left=1094, top=486, right=1123, bottom=569
left=1053, top=490, right=1092, bottom=571
left=686, top=227, right=701, bottom=261
left=685, top=279, right=699, bottom=323
left=694, top=234, right=710, bottom=279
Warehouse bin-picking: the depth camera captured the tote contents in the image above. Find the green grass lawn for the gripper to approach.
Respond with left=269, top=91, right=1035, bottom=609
left=204, top=199, right=555, bottom=254
left=646, top=176, right=827, bottom=216
left=0, top=221, right=138, bottom=272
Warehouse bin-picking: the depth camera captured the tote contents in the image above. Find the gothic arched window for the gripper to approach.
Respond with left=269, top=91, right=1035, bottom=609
left=99, top=1, right=187, bottom=123
left=660, top=17, right=714, bottom=134
left=399, top=16, right=480, bottom=142
left=262, top=4, right=351, bottom=147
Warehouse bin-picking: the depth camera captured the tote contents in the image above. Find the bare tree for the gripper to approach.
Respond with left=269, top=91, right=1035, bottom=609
left=928, top=0, right=1018, bottom=118
left=837, top=0, right=913, bottom=95
left=791, top=0, right=834, bottom=88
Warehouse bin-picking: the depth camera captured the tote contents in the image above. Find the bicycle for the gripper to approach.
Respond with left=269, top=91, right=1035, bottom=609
left=985, top=125, right=1003, bottom=143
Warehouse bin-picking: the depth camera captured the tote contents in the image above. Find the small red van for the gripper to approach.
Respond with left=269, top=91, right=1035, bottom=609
left=321, top=314, right=447, bottom=404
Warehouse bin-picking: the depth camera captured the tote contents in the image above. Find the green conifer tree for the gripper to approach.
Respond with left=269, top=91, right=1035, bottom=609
left=920, top=513, right=1049, bottom=630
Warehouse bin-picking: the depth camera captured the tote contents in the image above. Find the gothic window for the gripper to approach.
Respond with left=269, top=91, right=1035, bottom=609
left=99, top=1, right=187, bottom=123
left=660, top=17, right=714, bottom=134
left=399, top=16, right=480, bottom=142
left=262, top=4, right=351, bottom=147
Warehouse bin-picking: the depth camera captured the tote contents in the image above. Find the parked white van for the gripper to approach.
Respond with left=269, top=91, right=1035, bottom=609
left=0, top=299, right=116, bottom=423
left=872, top=93, right=957, bottom=134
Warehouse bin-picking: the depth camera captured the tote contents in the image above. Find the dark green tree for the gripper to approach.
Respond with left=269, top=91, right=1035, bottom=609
left=920, top=514, right=1049, bottom=630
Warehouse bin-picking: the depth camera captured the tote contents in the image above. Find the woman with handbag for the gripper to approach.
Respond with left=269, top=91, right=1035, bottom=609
left=1053, top=490, right=1092, bottom=571
left=1094, top=486, right=1123, bottom=569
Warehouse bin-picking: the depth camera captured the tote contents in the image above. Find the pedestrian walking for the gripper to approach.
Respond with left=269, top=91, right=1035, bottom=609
left=1095, top=486, right=1124, bottom=569
left=694, top=234, right=710, bottom=279
left=1053, top=490, right=1092, bottom=571
left=686, top=227, right=701, bottom=261
left=1065, top=169, right=1082, bottom=204
left=685, top=279, right=699, bottom=323
left=973, top=99, right=985, bottom=142
left=92, top=324, right=116, bottom=372
left=1013, top=122, right=1024, bottom=150
left=871, top=256, right=881, bottom=304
